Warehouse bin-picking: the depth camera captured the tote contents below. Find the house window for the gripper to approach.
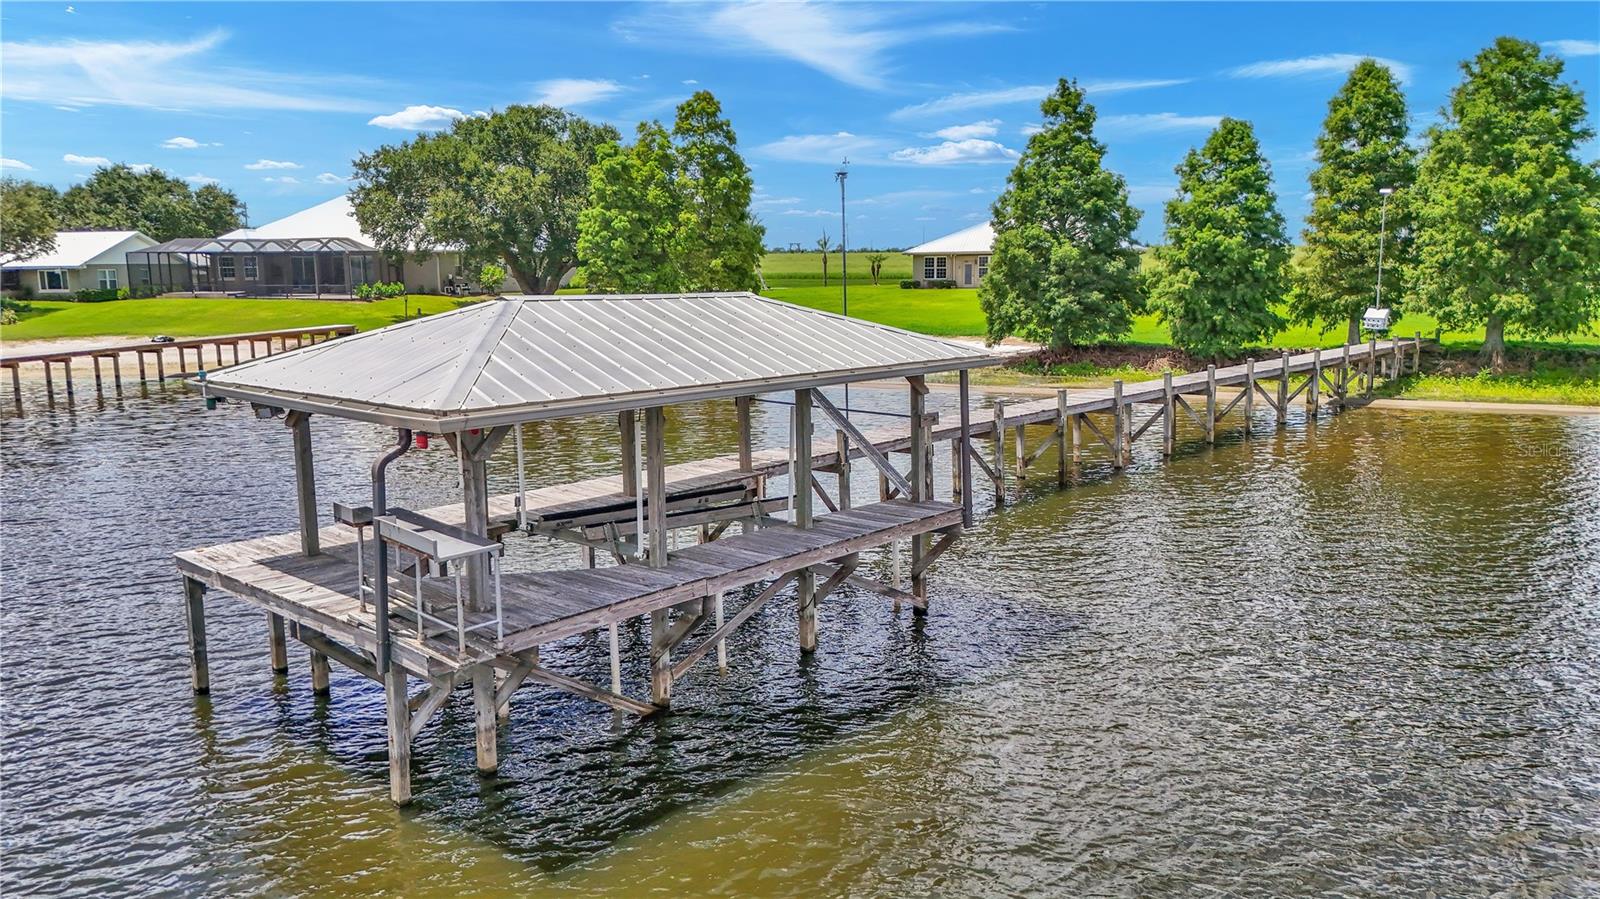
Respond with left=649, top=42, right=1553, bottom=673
left=219, top=256, right=237, bottom=279
left=242, top=256, right=258, bottom=279
left=977, top=256, right=989, bottom=278
left=37, top=270, right=67, bottom=291
left=922, top=256, right=948, bottom=280
left=97, top=269, right=118, bottom=290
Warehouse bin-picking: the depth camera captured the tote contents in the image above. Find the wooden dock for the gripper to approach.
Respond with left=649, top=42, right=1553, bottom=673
left=172, top=294, right=1425, bottom=806
left=1, top=324, right=356, bottom=408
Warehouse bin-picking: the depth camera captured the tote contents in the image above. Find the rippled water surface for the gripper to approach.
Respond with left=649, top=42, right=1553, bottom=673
left=3, top=380, right=1599, bottom=896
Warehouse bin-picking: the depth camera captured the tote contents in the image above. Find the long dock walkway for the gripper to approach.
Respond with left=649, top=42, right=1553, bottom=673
left=2, top=324, right=356, bottom=407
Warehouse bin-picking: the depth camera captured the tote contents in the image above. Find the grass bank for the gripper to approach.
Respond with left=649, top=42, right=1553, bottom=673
left=2, top=295, right=466, bottom=342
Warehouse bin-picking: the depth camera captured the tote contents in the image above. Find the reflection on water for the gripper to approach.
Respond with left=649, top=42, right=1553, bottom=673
left=3, top=379, right=1598, bottom=896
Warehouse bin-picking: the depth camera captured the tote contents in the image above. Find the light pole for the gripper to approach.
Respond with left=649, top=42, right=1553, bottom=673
left=835, top=159, right=849, bottom=319
left=1375, top=186, right=1395, bottom=310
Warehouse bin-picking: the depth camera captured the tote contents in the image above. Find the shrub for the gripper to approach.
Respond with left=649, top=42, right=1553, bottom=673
left=354, top=281, right=407, bottom=301
left=71, top=287, right=130, bottom=302
left=478, top=263, right=507, bottom=296
left=900, top=279, right=919, bottom=289
left=930, top=279, right=957, bottom=289
left=129, top=284, right=161, bottom=299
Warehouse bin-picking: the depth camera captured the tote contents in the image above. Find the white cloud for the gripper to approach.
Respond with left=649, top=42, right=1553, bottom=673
left=782, top=208, right=837, bottom=217
left=1, top=30, right=373, bottom=113
left=617, top=2, right=1010, bottom=91
left=532, top=78, right=624, bottom=107
left=891, top=79, right=1186, bottom=121
left=755, top=131, right=894, bottom=163
left=1542, top=40, right=1600, bottom=57
left=930, top=119, right=1000, bottom=140
left=682, top=79, right=699, bottom=85
left=262, top=176, right=300, bottom=184
left=243, top=159, right=301, bottom=170
left=0, top=157, right=34, bottom=171
left=185, top=173, right=220, bottom=186
left=160, top=136, right=218, bottom=149
left=128, top=163, right=154, bottom=174
left=890, top=139, right=1020, bottom=166
left=368, top=104, right=466, bottom=130
left=1227, top=53, right=1413, bottom=85
left=1099, top=113, right=1222, bottom=135
left=62, top=153, right=110, bottom=166
left=1019, top=123, right=1044, bottom=137
left=315, top=172, right=348, bottom=185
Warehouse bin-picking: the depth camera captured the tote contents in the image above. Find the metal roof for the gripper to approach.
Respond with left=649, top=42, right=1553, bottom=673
left=904, top=221, right=994, bottom=256
left=139, top=236, right=376, bottom=254
left=202, top=292, right=999, bottom=430
left=4, top=230, right=156, bottom=269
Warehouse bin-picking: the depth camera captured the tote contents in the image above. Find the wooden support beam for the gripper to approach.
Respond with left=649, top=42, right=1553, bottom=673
left=1367, top=336, right=1377, bottom=396
left=908, top=376, right=930, bottom=614
left=184, top=577, right=209, bottom=694
left=1277, top=351, right=1290, bottom=426
left=1055, top=390, right=1069, bottom=486
left=1111, top=380, right=1127, bottom=468
left=735, top=396, right=753, bottom=471
left=671, top=572, right=798, bottom=682
left=835, top=430, right=852, bottom=511
left=990, top=399, right=1006, bottom=503
left=287, top=411, right=319, bottom=556
left=794, top=388, right=817, bottom=651
left=385, top=667, right=412, bottom=805
left=474, top=665, right=498, bottom=774
left=619, top=409, right=638, bottom=496
left=811, top=389, right=911, bottom=498
left=809, top=473, right=839, bottom=513
left=310, top=649, right=331, bottom=696
left=1243, top=359, right=1255, bottom=434
left=910, top=530, right=958, bottom=578
left=1013, top=415, right=1026, bottom=481
left=645, top=407, right=667, bottom=566
left=297, top=628, right=378, bottom=682
left=1308, top=348, right=1322, bottom=417
left=1162, top=371, right=1176, bottom=456
left=523, top=661, right=657, bottom=717
left=650, top=609, right=671, bottom=706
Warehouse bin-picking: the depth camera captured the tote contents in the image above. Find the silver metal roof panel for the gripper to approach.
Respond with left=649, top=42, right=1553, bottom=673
left=202, top=292, right=999, bottom=430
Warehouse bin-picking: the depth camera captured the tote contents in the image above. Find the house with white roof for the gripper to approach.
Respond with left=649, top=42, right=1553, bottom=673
left=2, top=230, right=159, bottom=297
left=903, top=221, right=994, bottom=288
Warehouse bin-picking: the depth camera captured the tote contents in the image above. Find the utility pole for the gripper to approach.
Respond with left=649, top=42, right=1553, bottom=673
left=1376, top=186, right=1394, bottom=309
left=835, top=159, right=850, bottom=419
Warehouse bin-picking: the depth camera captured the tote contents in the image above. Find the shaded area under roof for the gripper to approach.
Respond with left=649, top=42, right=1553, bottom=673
left=202, top=292, right=999, bottom=430
left=140, top=236, right=377, bottom=254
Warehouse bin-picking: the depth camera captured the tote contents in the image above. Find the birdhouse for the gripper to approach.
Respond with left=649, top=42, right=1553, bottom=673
left=1362, top=307, right=1392, bottom=334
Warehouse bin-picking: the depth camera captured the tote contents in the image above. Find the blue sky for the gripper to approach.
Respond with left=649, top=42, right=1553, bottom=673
left=1, top=2, right=1595, bottom=248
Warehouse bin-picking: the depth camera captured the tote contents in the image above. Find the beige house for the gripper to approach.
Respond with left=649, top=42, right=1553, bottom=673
left=2, top=230, right=159, bottom=296
left=904, top=221, right=994, bottom=288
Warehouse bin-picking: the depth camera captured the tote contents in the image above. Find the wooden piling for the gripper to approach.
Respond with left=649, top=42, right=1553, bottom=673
left=137, top=351, right=148, bottom=383
left=1013, top=415, right=1026, bottom=482
left=1413, top=331, right=1422, bottom=373
left=1277, top=351, right=1289, bottom=426
left=42, top=359, right=54, bottom=404
left=794, top=389, right=818, bottom=650
left=1243, top=359, right=1255, bottom=434
left=1055, top=390, right=1068, bottom=486
left=384, top=667, right=412, bottom=805
left=473, top=666, right=498, bottom=774
left=836, top=430, right=852, bottom=511
left=92, top=355, right=103, bottom=394
left=990, top=400, right=1006, bottom=504
left=309, top=650, right=330, bottom=696
left=268, top=612, right=289, bottom=674
left=1367, top=336, right=1377, bottom=396
left=1205, top=364, right=1217, bottom=444
left=1309, top=348, right=1322, bottom=417
left=1111, top=380, right=1126, bottom=468
left=8, top=365, right=20, bottom=407
left=908, top=376, right=929, bottom=614
left=184, top=577, right=209, bottom=694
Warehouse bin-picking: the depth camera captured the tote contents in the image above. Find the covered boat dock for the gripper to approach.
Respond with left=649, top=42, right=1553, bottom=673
left=178, top=292, right=996, bottom=804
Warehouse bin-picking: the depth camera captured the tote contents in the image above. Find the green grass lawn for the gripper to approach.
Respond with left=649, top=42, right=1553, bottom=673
left=3, top=295, right=469, bottom=342
left=760, top=251, right=912, bottom=287
left=760, top=285, right=987, bottom=336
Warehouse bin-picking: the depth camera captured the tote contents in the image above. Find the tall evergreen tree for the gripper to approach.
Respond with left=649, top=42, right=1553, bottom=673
left=578, top=123, right=686, bottom=293
left=577, top=91, right=764, bottom=293
left=1411, top=37, right=1600, bottom=371
left=1290, top=60, right=1417, bottom=343
left=672, top=91, right=764, bottom=291
left=1148, top=118, right=1288, bottom=357
left=980, top=79, right=1142, bottom=348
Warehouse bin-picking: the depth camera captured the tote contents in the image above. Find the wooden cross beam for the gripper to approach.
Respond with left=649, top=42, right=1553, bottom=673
left=670, top=571, right=799, bottom=682
left=810, top=388, right=913, bottom=498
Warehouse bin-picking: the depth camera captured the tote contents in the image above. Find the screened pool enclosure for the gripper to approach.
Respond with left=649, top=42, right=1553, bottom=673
left=128, top=237, right=394, bottom=298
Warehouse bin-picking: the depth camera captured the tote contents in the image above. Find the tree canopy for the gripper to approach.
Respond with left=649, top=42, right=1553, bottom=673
left=0, top=178, right=60, bottom=266
left=1290, top=60, right=1418, bottom=343
left=980, top=79, right=1143, bottom=349
left=577, top=91, right=763, bottom=293
left=352, top=105, right=620, bottom=294
left=59, top=165, right=244, bottom=242
left=1410, top=37, right=1600, bottom=370
left=1147, top=118, right=1288, bottom=357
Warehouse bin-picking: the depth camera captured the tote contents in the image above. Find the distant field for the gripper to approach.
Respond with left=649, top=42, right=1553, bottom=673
left=760, top=285, right=986, bottom=336
left=2, top=295, right=466, bottom=342
left=761, top=251, right=912, bottom=287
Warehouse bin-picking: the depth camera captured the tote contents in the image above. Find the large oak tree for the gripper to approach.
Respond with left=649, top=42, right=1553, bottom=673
left=0, top=178, right=60, bottom=266
left=59, top=165, right=243, bottom=241
left=352, top=105, right=620, bottom=294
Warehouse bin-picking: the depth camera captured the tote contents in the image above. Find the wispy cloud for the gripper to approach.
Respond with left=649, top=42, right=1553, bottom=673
left=185, top=173, right=220, bottom=186
left=262, top=176, right=300, bottom=184
left=930, top=120, right=1000, bottom=140
left=1099, top=113, right=1222, bottom=135
left=368, top=104, right=466, bottom=130
left=1, top=157, right=34, bottom=171
left=62, top=153, right=109, bottom=166
left=755, top=131, right=894, bottom=164
left=891, top=78, right=1186, bottom=121
left=782, top=208, right=837, bottom=217
left=1, top=30, right=373, bottom=112
left=1542, top=39, right=1600, bottom=57
left=315, top=172, right=348, bottom=185
left=617, top=2, right=1011, bottom=90
left=1227, top=53, right=1413, bottom=85
left=532, top=78, right=624, bottom=107
left=161, top=136, right=219, bottom=149
left=244, top=159, right=300, bottom=170
left=890, top=139, right=1019, bottom=166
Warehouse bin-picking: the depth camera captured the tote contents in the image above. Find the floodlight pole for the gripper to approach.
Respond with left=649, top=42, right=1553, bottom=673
left=836, top=159, right=850, bottom=419
left=1376, top=187, right=1394, bottom=309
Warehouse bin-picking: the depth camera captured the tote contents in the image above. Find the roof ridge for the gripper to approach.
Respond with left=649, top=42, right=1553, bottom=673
left=435, top=300, right=526, bottom=411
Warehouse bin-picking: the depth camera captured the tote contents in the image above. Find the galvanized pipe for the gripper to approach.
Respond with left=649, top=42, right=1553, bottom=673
left=370, top=428, right=413, bottom=672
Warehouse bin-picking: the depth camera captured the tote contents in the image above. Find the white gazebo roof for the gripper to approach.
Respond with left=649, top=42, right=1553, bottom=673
left=202, top=293, right=998, bottom=430
left=904, top=221, right=994, bottom=256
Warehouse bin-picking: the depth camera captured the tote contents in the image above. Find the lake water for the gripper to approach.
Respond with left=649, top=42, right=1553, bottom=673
left=3, top=380, right=1598, bottom=896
